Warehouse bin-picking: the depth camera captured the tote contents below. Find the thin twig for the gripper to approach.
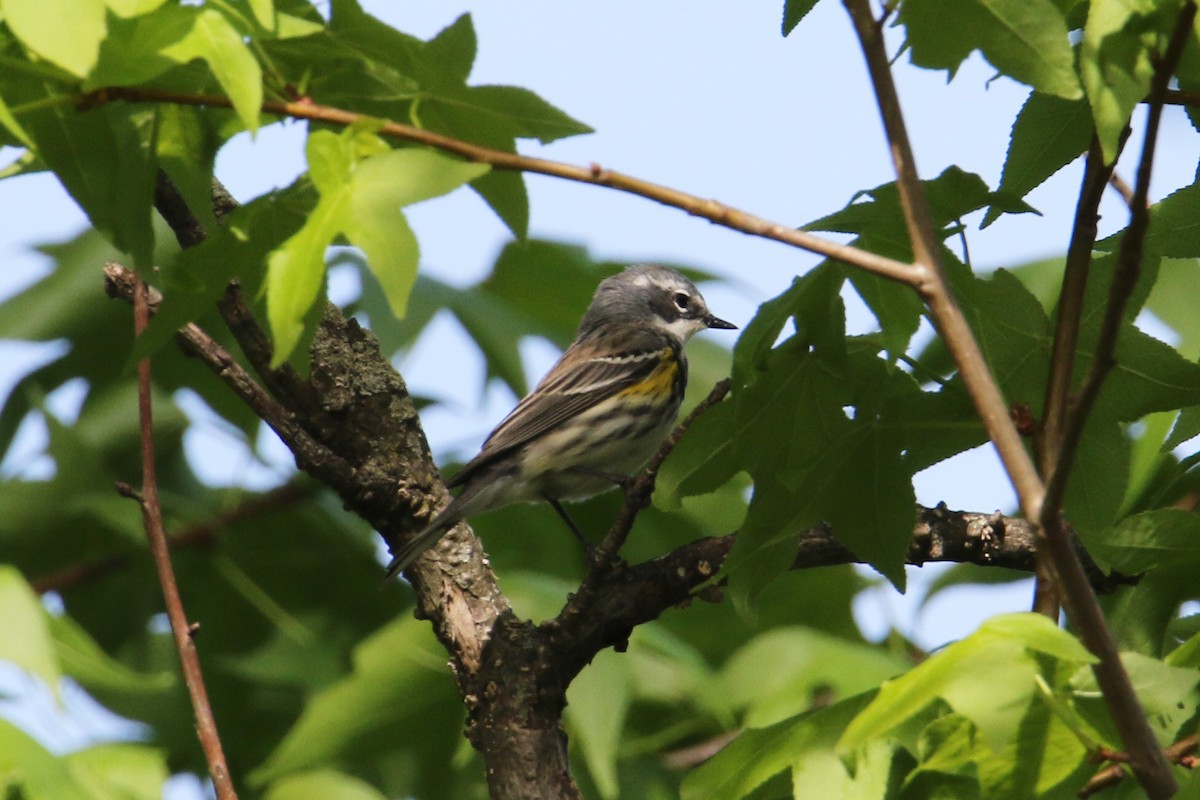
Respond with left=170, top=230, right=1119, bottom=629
left=1035, top=138, right=1119, bottom=618
left=83, top=86, right=920, bottom=287
left=124, top=275, right=238, bottom=800
left=1079, top=733, right=1198, bottom=798
left=1108, top=172, right=1136, bottom=209
left=842, top=0, right=1184, bottom=795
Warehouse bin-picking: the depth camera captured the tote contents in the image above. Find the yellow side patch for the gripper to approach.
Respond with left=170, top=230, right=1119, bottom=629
left=617, top=348, right=677, bottom=398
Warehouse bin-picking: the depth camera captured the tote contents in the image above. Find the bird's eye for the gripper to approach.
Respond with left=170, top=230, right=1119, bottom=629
left=672, top=292, right=690, bottom=313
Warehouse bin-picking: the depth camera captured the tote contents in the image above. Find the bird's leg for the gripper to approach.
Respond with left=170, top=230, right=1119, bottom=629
left=545, top=495, right=596, bottom=558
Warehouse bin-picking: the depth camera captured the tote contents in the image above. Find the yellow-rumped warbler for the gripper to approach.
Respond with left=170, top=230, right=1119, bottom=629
left=384, top=264, right=736, bottom=579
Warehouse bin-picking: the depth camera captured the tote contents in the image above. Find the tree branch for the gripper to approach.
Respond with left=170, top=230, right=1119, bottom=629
left=842, top=0, right=1183, bottom=795
left=1079, top=733, right=1198, bottom=798
left=1035, top=137, right=1121, bottom=617
left=122, top=274, right=238, bottom=800
left=1038, top=7, right=1196, bottom=795
left=84, top=86, right=920, bottom=286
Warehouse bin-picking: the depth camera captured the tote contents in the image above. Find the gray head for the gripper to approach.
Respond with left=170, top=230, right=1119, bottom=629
left=576, top=264, right=736, bottom=343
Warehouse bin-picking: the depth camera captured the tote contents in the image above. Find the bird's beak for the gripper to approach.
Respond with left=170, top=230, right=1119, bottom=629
left=705, top=314, right=737, bottom=330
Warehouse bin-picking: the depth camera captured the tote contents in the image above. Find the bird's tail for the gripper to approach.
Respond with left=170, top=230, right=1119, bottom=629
left=381, top=485, right=480, bottom=582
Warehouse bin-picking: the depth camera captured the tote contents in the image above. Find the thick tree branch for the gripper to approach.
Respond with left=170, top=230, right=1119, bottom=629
left=85, top=86, right=920, bottom=286
left=122, top=275, right=237, bottom=800
left=842, top=0, right=1183, bottom=795
left=542, top=504, right=1129, bottom=681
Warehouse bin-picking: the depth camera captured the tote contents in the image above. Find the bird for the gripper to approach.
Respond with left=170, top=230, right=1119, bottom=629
left=384, top=264, right=736, bottom=580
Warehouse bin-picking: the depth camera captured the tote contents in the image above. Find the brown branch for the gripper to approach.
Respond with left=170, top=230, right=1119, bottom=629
left=1036, top=137, right=1121, bottom=618
left=83, top=85, right=920, bottom=287
left=541, top=502, right=1130, bottom=682
left=1162, top=87, right=1200, bottom=106
left=1080, top=733, right=1198, bottom=798
left=30, top=482, right=310, bottom=595
left=1108, top=172, right=1136, bottom=209
left=122, top=275, right=238, bottom=800
left=1043, top=4, right=1198, bottom=796
left=1047, top=5, right=1195, bottom=514
left=843, top=0, right=1185, bottom=795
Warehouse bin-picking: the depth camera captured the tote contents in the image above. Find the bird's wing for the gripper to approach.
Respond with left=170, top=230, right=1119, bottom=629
left=447, top=334, right=672, bottom=487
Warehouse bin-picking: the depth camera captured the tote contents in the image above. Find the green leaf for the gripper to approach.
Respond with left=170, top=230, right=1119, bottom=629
left=1083, top=509, right=1200, bottom=574
left=266, top=188, right=346, bottom=365
left=48, top=614, right=175, bottom=698
left=793, top=739, right=898, bottom=798
left=88, top=6, right=263, bottom=132
left=1146, top=258, right=1200, bottom=361
left=839, top=614, right=1094, bottom=753
left=983, top=93, right=1092, bottom=228
left=846, top=266, right=925, bottom=356
left=185, top=8, right=264, bottom=133
left=0, top=719, right=90, bottom=800
left=1072, top=652, right=1200, bottom=741
left=107, top=0, right=168, bottom=16
left=1106, top=326, right=1200, bottom=421
left=977, top=613, right=1095, bottom=663
left=17, top=95, right=157, bottom=267
left=2, top=0, right=105, bottom=77
left=156, top=103, right=221, bottom=234
left=263, top=770, right=388, bottom=800
left=1165, top=405, right=1200, bottom=450
left=1079, top=0, right=1166, bottom=162
left=947, top=263, right=1052, bottom=407
left=682, top=693, right=875, bottom=800
left=252, top=616, right=456, bottom=784
left=345, top=148, right=488, bottom=319
left=243, top=0, right=274, bottom=30
left=728, top=340, right=917, bottom=600
left=565, top=651, right=632, bottom=799
left=0, top=566, right=61, bottom=699
left=266, top=130, right=487, bottom=364
left=782, top=0, right=820, bottom=35
left=1119, top=180, right=1200, bottom=259
left=1062, top=416, right=1129, bottom=537
left=902, top=0, right=1081, bottom=99
left=64, top=744, right=169, bottom=800
left=656, top=398, right=739, bottom=507
left=719, top=627, right=908, bottom=728
left=318, top=1, right=588, bottom=238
